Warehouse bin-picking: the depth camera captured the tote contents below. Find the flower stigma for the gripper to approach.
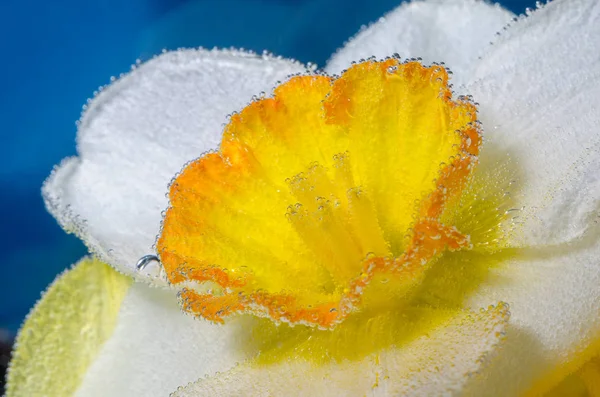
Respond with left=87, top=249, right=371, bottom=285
left=157, top=58, right=516, bottom=363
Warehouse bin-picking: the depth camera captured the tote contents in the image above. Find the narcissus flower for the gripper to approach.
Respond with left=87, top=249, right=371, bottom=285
left=7, top=0, right=600, bottom=396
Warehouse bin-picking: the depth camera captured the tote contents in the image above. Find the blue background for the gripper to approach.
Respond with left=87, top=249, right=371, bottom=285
left=0, top=0, right=534, bottom=336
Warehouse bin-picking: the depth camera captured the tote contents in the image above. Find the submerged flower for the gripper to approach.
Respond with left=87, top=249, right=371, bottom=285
left=7, top=0, right=600, bottom=396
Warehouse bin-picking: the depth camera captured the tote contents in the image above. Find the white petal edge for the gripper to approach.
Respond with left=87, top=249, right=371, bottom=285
left=42, top=49, right=308, bottom=283
left=74, top=283, right=252, bottom=397
left=172, top=304, right=509, bottom=397
left=325, top=0, right=514, bottom=87
left=467, top=0, right=600, bottom=247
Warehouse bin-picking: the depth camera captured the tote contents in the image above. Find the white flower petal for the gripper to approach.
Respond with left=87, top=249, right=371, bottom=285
left=461, top=2, right=600, bottom=393
left=325, top=0, right=514, bottom=86
left=467, top=0, right=600, bottom=246
left=172, top=305, right=509, bottom=397
left=42, top=49, right=307, bottom=281
left=465, top=229, right=600, bottom=395
left=75, top=283, right=251, bottom=397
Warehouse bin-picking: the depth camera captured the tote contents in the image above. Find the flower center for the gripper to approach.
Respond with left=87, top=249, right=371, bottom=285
left=157, top=58, right=505, bottom=330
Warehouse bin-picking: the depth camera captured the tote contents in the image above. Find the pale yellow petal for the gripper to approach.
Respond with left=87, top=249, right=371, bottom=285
left=6, top=257, right=131, bottom=396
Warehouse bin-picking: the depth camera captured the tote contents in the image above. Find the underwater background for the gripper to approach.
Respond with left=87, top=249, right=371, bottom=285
left=0, top=0, right=534, bottom=385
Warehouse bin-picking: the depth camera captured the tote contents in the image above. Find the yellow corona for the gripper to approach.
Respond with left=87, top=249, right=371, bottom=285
left=157, top=58, right=502, bottom=333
